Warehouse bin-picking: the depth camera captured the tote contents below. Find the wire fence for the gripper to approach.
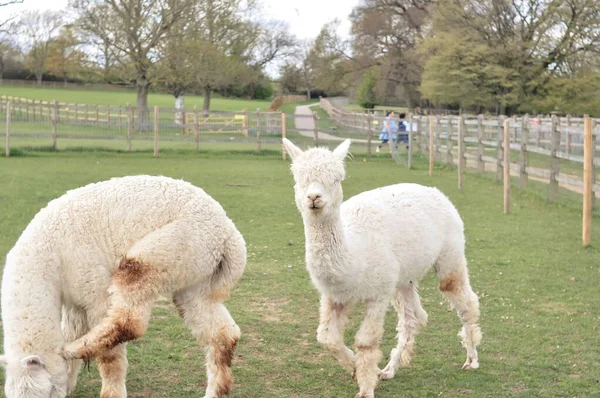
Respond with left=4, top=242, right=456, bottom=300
left=0, top=98, right=335, bottom=156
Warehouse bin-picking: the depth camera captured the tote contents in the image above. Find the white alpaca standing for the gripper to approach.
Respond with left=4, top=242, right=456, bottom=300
left=0, top=175, right=246, bottom=398
left=282, top=138, right=482, bottom=398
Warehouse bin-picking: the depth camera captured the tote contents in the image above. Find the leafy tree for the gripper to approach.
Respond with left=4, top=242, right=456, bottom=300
left=18, top=10, right=63, bottom=84
left=357, top=70, right=377, bottom=109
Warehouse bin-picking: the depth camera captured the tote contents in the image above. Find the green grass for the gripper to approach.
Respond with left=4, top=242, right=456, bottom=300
left=0, top=150, right=599, bottom=398
left=0, top=86, right=271, bottom=111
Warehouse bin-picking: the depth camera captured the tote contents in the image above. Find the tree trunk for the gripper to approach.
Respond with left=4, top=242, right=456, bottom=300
left=203, top=85, right=211, bottom=116
left=136, top=75, right=150, bottom=131
left=306, top=87, right=312, bottom=100
left=0, top=53, right=4, bottom=84
left=36, top=71, right=43, bottom=85
left=175, top=94, right=185, bottom=125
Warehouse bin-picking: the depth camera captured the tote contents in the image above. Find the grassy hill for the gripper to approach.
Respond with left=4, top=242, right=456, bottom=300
left=0, top=86, right=272, bottom=112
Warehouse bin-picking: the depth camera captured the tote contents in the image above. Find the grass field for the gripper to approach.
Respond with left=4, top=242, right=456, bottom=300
left=0, top=86, right=272, bottom=111
left=0, top=149, right=599, bottom=398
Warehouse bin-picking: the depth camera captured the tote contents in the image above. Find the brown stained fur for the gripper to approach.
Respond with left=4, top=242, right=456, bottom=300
left=97, top=352, right=123, bottom=384
left=114, top=257, right=159, bottom=288
left=76, top=308, right=144, bottom=360
left=213, top=331, right=239, bottom=397
left=439, top=272, right=463, bottom=293
left=172, top=297, right=186, bottom=318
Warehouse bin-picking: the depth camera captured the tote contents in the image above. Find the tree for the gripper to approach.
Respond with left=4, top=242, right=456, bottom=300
left=18, top=10, right=63, bottom=84
left=278, top=62, right=303, bottom=93
left=45, top=27, right=87, bottom=83
left=349, top=0, right=433, bottom=107
left=357, top=70, right=377, bottom=109
left=420, top=0, right=600, bottom=114
left=72, top=0, right=194, bottom=128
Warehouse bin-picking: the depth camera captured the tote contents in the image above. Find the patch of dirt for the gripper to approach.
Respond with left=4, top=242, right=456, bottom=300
left=511, top=384, right=529, bottom=395
left=248, top=296, right=296, bottom=324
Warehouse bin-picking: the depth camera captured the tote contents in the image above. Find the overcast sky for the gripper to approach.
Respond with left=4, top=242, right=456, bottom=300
left=3, top=0, right=360, bottom=77
left=4, top=0, right=360, bottom=40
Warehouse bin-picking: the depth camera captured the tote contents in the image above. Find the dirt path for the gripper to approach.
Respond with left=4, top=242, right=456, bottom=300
left=294, top=105, right=370, bottom=143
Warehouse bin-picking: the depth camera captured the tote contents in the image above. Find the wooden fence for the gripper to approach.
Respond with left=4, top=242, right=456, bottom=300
left=0, top=97, right=288, bottom=157
left=320, top=98, right=598, bottom=247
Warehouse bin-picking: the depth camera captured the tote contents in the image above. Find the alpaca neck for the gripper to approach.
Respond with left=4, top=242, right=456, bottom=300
left=303, top=208, right=350, bottom=268
left=2, top=251, right=63, bottom=357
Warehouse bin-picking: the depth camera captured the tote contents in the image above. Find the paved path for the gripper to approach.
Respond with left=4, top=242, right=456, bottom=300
left=293, top=104, right=370, bottom=143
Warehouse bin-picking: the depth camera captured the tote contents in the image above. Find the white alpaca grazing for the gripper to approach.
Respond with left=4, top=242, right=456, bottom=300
left=282, top=138, right=482, bottom=398
left=0, top=175, right=246, bottom=398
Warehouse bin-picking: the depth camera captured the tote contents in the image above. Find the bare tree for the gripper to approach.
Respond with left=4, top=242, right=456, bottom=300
left=72, top=0, right=194, bottom=128
left=17, top=10, right=63, bottom=84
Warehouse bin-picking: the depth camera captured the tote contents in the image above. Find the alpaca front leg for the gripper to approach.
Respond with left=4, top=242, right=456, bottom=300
left=354, top=299, right=387, bottom=398
left=316, top=296, right=355, bottom=373
left=97, top=344, right=128, bottom=398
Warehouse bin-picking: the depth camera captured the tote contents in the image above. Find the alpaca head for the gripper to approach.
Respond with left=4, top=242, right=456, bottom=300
left=0, top=353, right=68, bottom=398
left=282, top=138, right=351, bottom=220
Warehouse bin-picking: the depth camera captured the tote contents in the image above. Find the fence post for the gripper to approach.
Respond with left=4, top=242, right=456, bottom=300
left=549, top=115, right=560, bottom=201
left=428, top=115, right=434, bottom=176
left=153, top=105, right=159, bottom=157
left=52, top=100, right=58, bottom=151
left=194, top=105, right=200, bottom=151
left=243, top=109, right=249, bottom=136
left=592, top=120, right=597, bottom=210
left=367, top=113, right=373, bottom=156
left=566, top=115, right=572, bottom=154
left=107, top=105, right=111, bottom=126
left=256, top=109, right=262, bottom=153
left=313, top=111, right=319, bottom=147
left=496, top=115, right=504, bottom=182
left=407, top=113, right=413, bottom=169
left=33, top=99, right=36, bottom=122
left=477, top=114, right=485, bottom=173
left=5, top=102, right=10, bottom=157
left=126, top=104, right=132, bottom=151
left=416, top=116, right=423, bottom=155
left=458, top=115, right=464, bottom=190
left=281, top=112, right=287, bottom=160
left=446, top=116, right=453, bottom=165
left=582, top=115, right=593, bottom=247
left=504, top=118, right=511, bottom=214
left=520, top=114, right=529, bottom=188
left=435, top=115, right=441, bottom=161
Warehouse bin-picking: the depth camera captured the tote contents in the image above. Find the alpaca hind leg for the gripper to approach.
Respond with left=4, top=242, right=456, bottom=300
left=174, top=285, right=241, bottom=398
left=63, top=220, right=198, bottom=360
left=61, top=306, right=89, bottom=395
left=97, top=344, right=128, bottom=398
left=437, top=255, right=482, bottom=370
left=353, top=299, right=387, bottom=398
left=316, top=296, right=355, bottom=374
left=380, top=284, right=428, bottom=380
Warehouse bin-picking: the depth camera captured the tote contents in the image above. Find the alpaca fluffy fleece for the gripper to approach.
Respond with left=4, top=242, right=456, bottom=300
left=283, top=138, right=482, bottom=398
left=0, top=175, right=246, bottom=398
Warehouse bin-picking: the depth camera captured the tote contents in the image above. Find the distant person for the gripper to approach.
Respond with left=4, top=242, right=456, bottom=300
left=394, top=113, right=409, bottom=150
left=376, top=111, right=396, bottom=153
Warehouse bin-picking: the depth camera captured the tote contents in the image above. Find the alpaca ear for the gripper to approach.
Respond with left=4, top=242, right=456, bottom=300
left=332, top=139, right=351, bottom=160
left=282, top=138, right=303, bottom=160
left=21, top=355, right=44, bottom=370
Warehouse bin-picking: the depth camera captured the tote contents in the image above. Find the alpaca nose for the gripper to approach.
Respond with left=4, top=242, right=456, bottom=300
left=307, top=193, right=321, bottom=202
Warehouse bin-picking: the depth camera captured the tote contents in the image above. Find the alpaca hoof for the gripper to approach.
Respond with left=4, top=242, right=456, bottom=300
left=462, top=357, right=479, bottom=370
left=355, top=393, right=374, bottom=398
left=379, top=365, right=395, bottom=380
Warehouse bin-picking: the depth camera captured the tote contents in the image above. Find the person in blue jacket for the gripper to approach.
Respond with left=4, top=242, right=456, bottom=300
left=376, top=111, right=396, bottom=153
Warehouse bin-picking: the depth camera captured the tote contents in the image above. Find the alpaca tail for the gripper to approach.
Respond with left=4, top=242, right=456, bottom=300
left=210, top=229, right=247, bottom=302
